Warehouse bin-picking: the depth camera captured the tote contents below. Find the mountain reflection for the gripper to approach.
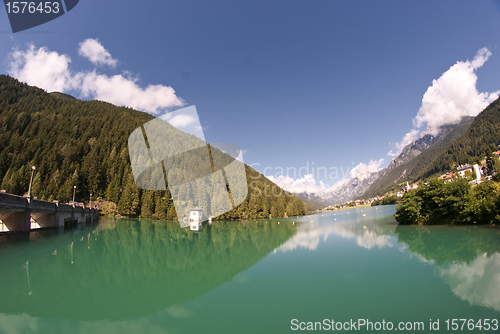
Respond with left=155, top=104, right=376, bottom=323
left=279, top=210, right=397, bottom=252
left=395, top=225, right=500, bottom=311
left=0, top=218, right=296, bottom=321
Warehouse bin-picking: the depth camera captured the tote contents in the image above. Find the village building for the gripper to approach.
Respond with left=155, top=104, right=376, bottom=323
left=456, top=164, right=473, bottom=178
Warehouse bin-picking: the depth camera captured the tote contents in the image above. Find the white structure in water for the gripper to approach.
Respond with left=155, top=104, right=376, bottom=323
left=189, top=209, right=203, bottom=231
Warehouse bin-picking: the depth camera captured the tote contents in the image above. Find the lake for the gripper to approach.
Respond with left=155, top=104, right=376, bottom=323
left=0, top=205, right=498, bottom=333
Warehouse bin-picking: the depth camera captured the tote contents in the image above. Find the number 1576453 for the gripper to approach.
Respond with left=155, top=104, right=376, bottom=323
left=5, top=2, right=60, bottom=14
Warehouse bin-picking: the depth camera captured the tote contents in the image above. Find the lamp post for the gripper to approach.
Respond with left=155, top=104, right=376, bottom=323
left=72, top=186, right=76, bottom=206
left=27, top=166, right=36, bottom=198
left=90, top=193, right=92, bottom=208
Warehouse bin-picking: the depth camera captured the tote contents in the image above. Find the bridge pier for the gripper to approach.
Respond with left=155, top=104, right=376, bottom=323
left=0, top=211, right=30, bottom=232
left=30, top=212, right=57, bottom=229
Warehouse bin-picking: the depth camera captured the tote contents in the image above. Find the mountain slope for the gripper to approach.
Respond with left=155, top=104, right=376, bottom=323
left=363, top=116, right=475, bottom=197
left=321, top=172, right=381, bottom=205
left=0, top=75, right=306, bottom=219
left=415, top=96, right=500, bottom=179
left=294, top=193, right=330, bottom=211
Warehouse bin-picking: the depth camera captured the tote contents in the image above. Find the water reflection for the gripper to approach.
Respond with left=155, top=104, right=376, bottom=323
left=396, top=225, right=500, bottom=311
left=1, top=206, right=498, bottom=334
left=0, top=218, right=296, bottom=321
left=279, top=208, right=397, bottom=252
left=439, top=253, right=500, bottom=312
left=281, top=207, right=500, bottom=312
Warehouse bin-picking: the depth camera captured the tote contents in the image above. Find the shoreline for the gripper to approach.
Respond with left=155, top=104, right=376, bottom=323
left=326, top=203, right=373, bottom=211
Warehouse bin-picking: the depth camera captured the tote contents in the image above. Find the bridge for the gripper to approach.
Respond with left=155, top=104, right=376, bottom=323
left=0, top=192, right=99, bottom=234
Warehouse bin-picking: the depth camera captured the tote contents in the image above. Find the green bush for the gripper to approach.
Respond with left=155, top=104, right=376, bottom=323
left=395, top=178, right=500, bottom=225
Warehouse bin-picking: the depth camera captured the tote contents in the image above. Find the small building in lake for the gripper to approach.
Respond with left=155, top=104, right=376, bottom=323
left=189, top=209, right=203, bottom=231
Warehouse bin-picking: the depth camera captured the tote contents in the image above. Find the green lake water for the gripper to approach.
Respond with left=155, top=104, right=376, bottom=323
left=0, top=205, right=499, bottom=333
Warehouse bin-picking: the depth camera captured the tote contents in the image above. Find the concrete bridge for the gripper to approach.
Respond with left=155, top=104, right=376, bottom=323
left=0, top=192, right=99, bottom=234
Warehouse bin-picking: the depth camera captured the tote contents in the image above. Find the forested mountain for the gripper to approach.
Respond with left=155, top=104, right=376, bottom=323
left=364, top=96, right=500, bottom=198
left=363, top=116, right=475, bottom=197
left=415, top=96, right=500, bottom=179
left=308, top=118, right=476, bottom=204
left=0, top=75, right=306, bottom=219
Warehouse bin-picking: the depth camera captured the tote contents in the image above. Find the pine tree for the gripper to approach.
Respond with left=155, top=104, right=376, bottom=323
left=30, top=171, right=42, bottom=198
left=118, top=171, right=141, bottom=216
left=140, top=191, right=155, bottom=218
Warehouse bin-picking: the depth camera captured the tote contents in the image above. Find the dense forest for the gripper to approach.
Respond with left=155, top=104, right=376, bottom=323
left=0, top=75, right=306, bottom=219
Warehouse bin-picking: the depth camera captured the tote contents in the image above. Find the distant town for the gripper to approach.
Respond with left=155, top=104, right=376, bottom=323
left=326, top=150, right=500, bottom=210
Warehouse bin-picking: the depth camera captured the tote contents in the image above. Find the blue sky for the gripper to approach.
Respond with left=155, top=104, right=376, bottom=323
left=1, top=0, right=500, bottom=194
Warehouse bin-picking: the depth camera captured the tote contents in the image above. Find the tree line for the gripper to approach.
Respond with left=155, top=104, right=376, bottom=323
left=395, top=177, right=500, bottom=225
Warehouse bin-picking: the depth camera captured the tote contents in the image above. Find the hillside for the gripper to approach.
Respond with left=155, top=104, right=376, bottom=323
left=415, top=96, right=500, bottom=179
left=0, top=75, right=306, bottom=219
left=364, top=116, right=475, bottom=197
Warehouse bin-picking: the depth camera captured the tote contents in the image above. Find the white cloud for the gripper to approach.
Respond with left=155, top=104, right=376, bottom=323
left=0, top=312, right=177, bottom=333
left=78, top=71, right=184, bottom=114
left=7, top=42, right=184, bottom=114
left=355, top=231, right=394, bottom=250
left=0, top=314, right=40, bottom=334
left=279, top=226, right=323, bottom=252
left=266, top=159, right=383, bottom=198
left=159, top=106, right=205, bottom=140
left=396, top=129, right=420, bottom=151
left=329, top=178, right=349, bottom=192
left=279, top=221, right=395, bottom=253
left=414, top=47, right=499, bottom=133
left=438, top=253, right=500, bottom=312
left=267, top=174, right=328, bottom=195
left=78, top=38, right=117, bottom=67
left=166, top=306, right=192, bottom=318
left=8, top=45, right=76, bottom=92
left=164, top=114, right=197, bottom=127
left=387, top=150, right=398, bottom=157
left=394, top=48, right=499, bottom=154
left=349, top=158, right=384, bottom=180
